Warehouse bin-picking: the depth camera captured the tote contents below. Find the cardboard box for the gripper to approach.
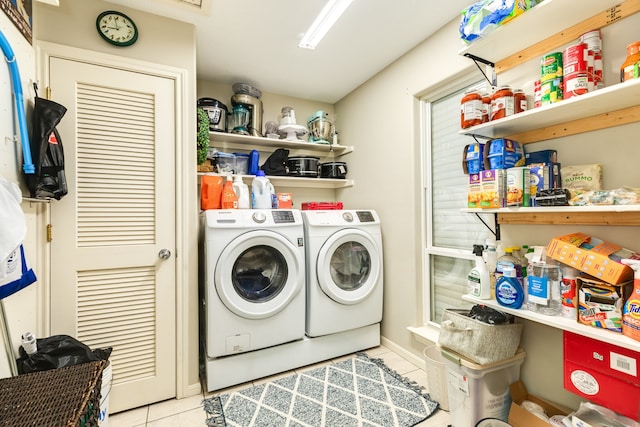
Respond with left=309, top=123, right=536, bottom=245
left=563, top=332, right=640, bottom=420
left=525, top=149, right=557, bottom=165
left=577, top=276, right=632, bottom=332
left=468, top=173, right=482, bottom=208
left=508, top=381, right=570, bottom=427
left=480, top=169, right=506, bottom=209
left=528, top=164, right=550, bottom=206
left=276, top=193, right=293, bottom=208
left=506, top=167, right=530, bottom=207
left=545, top=232, right=637, bottom=284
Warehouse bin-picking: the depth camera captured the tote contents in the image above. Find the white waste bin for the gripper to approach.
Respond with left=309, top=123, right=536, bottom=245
left=423, top=345, right=450, bottom=411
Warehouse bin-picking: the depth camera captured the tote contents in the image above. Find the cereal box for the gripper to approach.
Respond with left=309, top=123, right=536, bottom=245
left=480, top=169, right=506, bottom=209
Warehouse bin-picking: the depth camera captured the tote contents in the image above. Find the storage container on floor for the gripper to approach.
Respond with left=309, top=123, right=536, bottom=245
left=423, top=345, right=449, bottom=411
left=442, top=347, right=525, bottom=426
left=99, top=361, right=112, bottom=426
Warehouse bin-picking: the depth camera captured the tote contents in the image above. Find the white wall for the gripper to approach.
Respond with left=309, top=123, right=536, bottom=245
left=336, top=12, right=640, bottom=409
left=0, top=5, right=39, bottom=378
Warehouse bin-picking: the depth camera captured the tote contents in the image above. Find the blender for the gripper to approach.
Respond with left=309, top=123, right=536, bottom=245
left=229, top=104, right=250, bottom=135
left=230, top=83, right=263, bottom=137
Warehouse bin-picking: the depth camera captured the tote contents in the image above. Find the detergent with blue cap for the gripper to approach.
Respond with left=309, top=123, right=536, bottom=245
left=621, top=259, right=640, bottom=341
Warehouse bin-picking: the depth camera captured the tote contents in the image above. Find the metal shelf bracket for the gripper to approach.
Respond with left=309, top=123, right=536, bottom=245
left=474, top=212, right=500, bottom=240
left=463, top=53, right=497, bottom=87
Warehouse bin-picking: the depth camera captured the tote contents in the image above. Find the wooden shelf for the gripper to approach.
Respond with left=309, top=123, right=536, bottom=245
left=209, top=132, right=353, bottom=157
left=458, top=0, right=621, bottom=66
left=459, top=78, right=640, bottom=142
left=463, top=206, right=640, bottom=226
left=462, top=295, right=640, bottom=353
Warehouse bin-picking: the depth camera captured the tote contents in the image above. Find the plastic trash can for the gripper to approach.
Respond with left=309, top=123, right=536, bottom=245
left=423, top=345, right=450, bottom=411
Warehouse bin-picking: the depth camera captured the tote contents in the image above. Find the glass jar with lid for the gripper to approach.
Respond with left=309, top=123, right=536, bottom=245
left=460, top=89, right=483, bottom=129
left=490, top=86, right=514, bottom=121
left=620, top=41, right=640, bottom=82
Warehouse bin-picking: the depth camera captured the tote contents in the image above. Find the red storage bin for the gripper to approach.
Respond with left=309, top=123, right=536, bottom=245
left=301, top=202, right=343, bottom=210
left=563, top=331, right=640, bottom=420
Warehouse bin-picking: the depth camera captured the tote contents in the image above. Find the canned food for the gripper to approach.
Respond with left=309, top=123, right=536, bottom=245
left=490, top=86, right=514, bottom=121
left=460, top=89, right=483, bottom=129
left=541, top=52, right=563, bottom=83
left=541, top=78, right=563, bottom=105
left=563, top=44, right=590, bottom=99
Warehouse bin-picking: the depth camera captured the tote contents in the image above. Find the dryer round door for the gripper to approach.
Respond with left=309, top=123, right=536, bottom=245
left=215, top=230, right=303, bottom=319
left=316, top=228, right=381, bottom=305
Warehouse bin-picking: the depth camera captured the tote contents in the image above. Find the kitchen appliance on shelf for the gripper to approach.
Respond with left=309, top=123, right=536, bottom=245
left=278, top=106, right=308, bottom=141
left=229, top=104, right=250, bottom=135
left=197, top=98, right=228, bottom=132
left=230, top=83, right=263, bottom=137
left=308, top=110, right=334, bottom=144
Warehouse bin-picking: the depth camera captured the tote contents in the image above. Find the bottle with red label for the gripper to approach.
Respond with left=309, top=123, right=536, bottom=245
left=621, top=259, right=640, bottom=341
left=560, top=265, right=579, bottom=319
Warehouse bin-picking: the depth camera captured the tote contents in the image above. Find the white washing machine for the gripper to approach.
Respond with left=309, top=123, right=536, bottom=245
left=302, top=209, right=383, bottom=337
left=203, top=209, right=305, bottom=359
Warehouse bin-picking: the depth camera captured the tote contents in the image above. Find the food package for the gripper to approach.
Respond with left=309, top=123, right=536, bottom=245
left=460, top=0, right=540, bottom=44
left=569, top=187, right=640, bottom=206
left=561, top=163, right=602, bottom=196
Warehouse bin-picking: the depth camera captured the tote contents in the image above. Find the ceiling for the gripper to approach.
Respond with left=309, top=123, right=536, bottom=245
left=106, top=0, right=470, bottom=103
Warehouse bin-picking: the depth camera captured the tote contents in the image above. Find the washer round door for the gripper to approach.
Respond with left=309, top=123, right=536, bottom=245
left=215, top=230, right=303, bottom=319
left=316, top=228, right=381, bottom=305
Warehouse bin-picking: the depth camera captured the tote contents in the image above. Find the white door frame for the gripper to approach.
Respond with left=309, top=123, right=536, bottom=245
left=35, top=41, right=199, bottom=399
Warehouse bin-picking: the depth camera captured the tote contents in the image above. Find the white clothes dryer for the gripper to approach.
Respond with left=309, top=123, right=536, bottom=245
left=302, top=210, right=383, bottom=337
left=203, top=209, right=305, bottom=358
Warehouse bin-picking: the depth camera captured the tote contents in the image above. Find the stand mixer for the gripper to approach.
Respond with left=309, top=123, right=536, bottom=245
left=308, top=110, right=334, bottom=144
left=230, top=83, right=263, bottom=137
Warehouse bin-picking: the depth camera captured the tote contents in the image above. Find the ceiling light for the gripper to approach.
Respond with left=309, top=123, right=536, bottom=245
left=299, top=0, right=353, bottom=50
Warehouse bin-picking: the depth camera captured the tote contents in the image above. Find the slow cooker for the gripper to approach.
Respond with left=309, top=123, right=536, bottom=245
left=197, top=97, right=228, bottom=132
left=286, top=156, right=319, bottom=178
left=319, top=161, right=348, bottom=179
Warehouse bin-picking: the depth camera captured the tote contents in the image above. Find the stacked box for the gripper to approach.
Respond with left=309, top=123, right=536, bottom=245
left=577, top=276, right=633, bottom=332
left=529, top=164, right=550, bottom=206
left=468, top=172, right=482, bottom=208
left=480, top=169, right=506, bottom=209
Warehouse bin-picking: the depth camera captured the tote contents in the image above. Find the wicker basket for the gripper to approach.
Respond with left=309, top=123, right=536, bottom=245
left=438, top=308, right=523, bottom=365
left=0, top=360, right=107, bottom=427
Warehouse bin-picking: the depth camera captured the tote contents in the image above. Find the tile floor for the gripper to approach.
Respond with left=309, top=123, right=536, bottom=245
left=108, top=345, right=452, bottom=427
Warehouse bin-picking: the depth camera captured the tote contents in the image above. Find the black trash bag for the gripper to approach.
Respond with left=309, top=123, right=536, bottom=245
left=261, top=148, right=289, bottom=175
left=27, top=96, right=68, bottom=200
left=16, top=334, right=112, bottom=375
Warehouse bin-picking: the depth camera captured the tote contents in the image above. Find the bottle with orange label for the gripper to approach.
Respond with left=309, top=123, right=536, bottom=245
left=621, top=259, right=640, bottom=341
left=221, top=175, right=238, bottom=209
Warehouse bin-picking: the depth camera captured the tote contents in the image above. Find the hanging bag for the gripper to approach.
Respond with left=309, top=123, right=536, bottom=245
left=27, top=96, right=68, bottom=200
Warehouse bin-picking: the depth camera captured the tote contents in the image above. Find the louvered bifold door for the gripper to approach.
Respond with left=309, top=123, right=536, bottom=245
left=49, top=57, right=176, bottom=413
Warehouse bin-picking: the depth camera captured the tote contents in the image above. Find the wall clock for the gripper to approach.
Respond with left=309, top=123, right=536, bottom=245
left=96, top=11, right=138, bottom=47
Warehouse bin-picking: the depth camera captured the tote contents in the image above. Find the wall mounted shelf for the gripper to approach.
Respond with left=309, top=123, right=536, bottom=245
left=197, top=173, right=354, bottom=189
left=209, top=132, right=353, bottom=157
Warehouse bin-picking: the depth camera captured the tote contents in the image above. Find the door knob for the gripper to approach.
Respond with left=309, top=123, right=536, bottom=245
left=158, top=249, right=171, bottom=260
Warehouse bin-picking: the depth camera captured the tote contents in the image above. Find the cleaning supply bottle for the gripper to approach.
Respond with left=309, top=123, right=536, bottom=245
left=467, top=244, right=491, bottom=299
left=251, top=170, right=274, bottom=209
left=495, top=247, right=523, bottom=285
left=221, top=175, right=238, bottom=209
left=560, top=265, right=580, bottom=319
left=484, top=238, right=498, bottom=297
left=621, top=259, right=640, bottom=341
left=496, top=266, right=525, bottom=309
left=249, top=150, right=260, bottom=175
left=232, top=175, right=250, bottom=209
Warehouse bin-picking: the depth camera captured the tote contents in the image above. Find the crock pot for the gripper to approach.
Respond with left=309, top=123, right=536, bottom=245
left=286, top=156, right=319, bottom=178
left=197, top=97, right=228, bottom=132
left=319, top=161, right=348, bottom=179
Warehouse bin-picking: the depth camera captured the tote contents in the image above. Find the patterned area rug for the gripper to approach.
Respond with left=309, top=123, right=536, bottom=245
left=202, top=352, right=439, bottom=427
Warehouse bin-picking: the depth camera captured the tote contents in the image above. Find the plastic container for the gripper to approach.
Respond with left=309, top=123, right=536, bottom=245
left=248, top=149, right=260, bottom=175
left=526, top=261, right=562, bottom=315
left=251, top=171, right=274, bottom=209
left=443, top=348, right=526, bottom=426
left=423, top=345, right=450, bottom=411
left=221, top=176, right=238, bottom=209
left=99, top=361, right=112, bottom=427
left=200, top=175, right=223, bottom=210
left=301, top=201, right=344, bottom=210
left=620, top=41, right=640, bottom=82
left=560, top=265, right=579, bottom=319
left=621, top=259, right=640, bottom=341
left=234, top=153, right=249, bottom=175
left=232, top=175, right=250, bottom=209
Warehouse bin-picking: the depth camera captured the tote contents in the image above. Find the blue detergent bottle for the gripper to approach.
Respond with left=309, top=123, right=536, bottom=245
left=496, top=266, right=525, bottom=309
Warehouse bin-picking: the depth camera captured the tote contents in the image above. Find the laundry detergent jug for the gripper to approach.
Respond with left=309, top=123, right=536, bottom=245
left=232, top=175, right=250, bottom=209
left=251, top=171, right=274, bottom=209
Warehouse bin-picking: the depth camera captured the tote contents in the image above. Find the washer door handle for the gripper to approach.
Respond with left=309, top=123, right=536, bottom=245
left=158, top=249, right=171, bottom=260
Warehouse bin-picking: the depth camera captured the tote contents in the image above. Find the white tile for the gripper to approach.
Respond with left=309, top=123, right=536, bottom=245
left=415, top=408, right=451, bottom=426
left=374, top=350, right=420, bottom=375
left=146, top=407, right=207, bottom=426
left=362, top=345, right=390, bottom=357
left=147, top=394, right=204, bottom=422
left=204, top=380, right=253, bottom=398
left=108, top=405, right=148, bottom=427
left=403, top=367, right=430, bottom=390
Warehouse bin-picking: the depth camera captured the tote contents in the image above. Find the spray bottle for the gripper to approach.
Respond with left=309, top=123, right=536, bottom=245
left=467, top=244, right=491, bottom=299
left=621, top=259, right=640, bottom=341
left=484, top=238, right=498, bottom=297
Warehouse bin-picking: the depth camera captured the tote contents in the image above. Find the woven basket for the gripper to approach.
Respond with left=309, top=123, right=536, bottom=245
left=0, top=360, right=107, bottom=427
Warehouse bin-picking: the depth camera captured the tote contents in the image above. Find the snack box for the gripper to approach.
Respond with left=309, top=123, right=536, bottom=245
left=577, top=276, right=633, bottom=332
left=525, top=149, right=557, bottom=165
left=508, top=381, right=570, bottom=427
left=545, top=232, right=638, bottom=284
left=480, top=169, right=506, bottom=209
left=563, top=331, right=640, bottom=420
left=462, top=142, right=485, bottom=174
left=468, top=172, right=482, bottom=208
left=528, top=163, right=550, bottom=205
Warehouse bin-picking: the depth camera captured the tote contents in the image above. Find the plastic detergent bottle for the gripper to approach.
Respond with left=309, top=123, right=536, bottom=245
left=526, top=258, right=562, bottom=315
left=484, top=238, right=498, bottom=297
left=249, top=150, right=260, bottom=175
left=496, top=266, right=525, bottom=309
left=467, top=244, right=491, bottom=299
left=221, top=175, right=238, bottom=209
left=560, top=265, right=580, bottom=319
left=232, top=175, right=250, bottom=209
left=495, top=247, right=523, bottom=285
left=621, top=259, right=640, bottom=341
left=251, top=170, right=274, bottom=209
